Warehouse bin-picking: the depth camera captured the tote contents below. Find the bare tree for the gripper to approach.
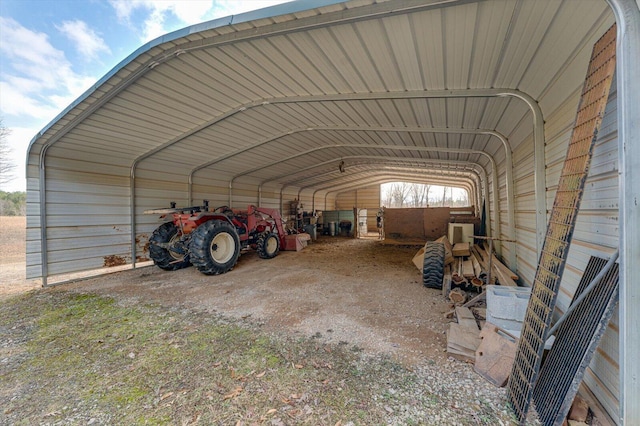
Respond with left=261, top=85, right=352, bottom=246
left=0, top=120, right=15, bottom=186
left=409, top=183, right=432, bottom=207
left=390, top=182, right=410, bottom=207
left=382, top=184, right=394, bottom=207
left=424, top=184, right=431, bottom=207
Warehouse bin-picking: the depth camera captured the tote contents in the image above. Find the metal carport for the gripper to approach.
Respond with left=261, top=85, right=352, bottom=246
left=25, top=0, right=639, bottom=423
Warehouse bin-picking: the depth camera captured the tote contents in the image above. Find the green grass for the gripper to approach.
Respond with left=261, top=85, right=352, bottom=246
left=0, top=290, right=519, bottom=425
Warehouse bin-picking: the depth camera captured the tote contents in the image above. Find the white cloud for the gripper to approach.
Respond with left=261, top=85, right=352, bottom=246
left=108, top=0, right=289, bottom=43
left=0, top=17, right=99, bottom=192
left=57, top=20, right=111, bottom=60
left=213, top=1, right=293, bottom=18
left=0, top=17, right=96, bottom=123
left=109, top=0, right=215, bottom=42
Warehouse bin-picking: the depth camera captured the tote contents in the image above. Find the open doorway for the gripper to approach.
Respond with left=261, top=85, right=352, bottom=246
left=379, top=182, right=474, bottom=242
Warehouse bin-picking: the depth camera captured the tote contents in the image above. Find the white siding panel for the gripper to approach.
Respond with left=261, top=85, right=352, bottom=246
left=335, top=185, right=379, bottom=232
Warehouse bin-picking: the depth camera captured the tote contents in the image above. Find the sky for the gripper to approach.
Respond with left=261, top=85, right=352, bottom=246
left=0, top=0, right=291, bottom=192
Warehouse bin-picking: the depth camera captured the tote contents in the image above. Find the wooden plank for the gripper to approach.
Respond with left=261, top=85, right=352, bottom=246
left=474, top=323, right=518, bottom=387
left=455, top=307, right=478, bottom=330
left=491, top=252, right=519, bottom=280
left=442, top=264, right=452, bottom=299
left=492, top=263, right=518, bottom=287
left=471, top=253, right=483, bottom=278
left=462, top=259, right=475, bottom=279
left=452, top=242, right=471, bottom=257
left=447, top=323, right=481, bottom=362
left=435, top=235, right=455, bottom=265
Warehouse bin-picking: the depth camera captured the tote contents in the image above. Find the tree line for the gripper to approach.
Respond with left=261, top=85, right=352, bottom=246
left=0, top=191, right=26, bottom=216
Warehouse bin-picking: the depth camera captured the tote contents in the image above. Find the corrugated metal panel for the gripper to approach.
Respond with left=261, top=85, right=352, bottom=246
left=335, top=185, right=380, bottom=232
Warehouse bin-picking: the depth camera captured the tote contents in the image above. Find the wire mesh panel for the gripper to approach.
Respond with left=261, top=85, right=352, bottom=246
left=532, top=256, right=619, bottom=426
left=506, top=24, right=617, bottom=423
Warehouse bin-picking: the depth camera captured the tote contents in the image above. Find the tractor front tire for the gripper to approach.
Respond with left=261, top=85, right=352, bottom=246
left=257, top=232, right=280, bottom=259
left=422, top=241, right=445, bottom=289
left=149, top=222, right=191, bottom=271
left=190, top=220, right=241, bottom=275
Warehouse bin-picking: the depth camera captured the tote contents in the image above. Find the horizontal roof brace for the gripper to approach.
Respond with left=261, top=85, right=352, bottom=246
left=299, top=165, right=477, bottom=195
left=190, top=125, right=509, bottom=180
left=325, top=174, right=476, bottom=211
left=319, top=172, right=476, bottom=204
left=312, top=172, right=481, bottom=217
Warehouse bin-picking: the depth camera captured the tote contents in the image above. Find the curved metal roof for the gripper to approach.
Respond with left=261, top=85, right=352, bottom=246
left=27, top=0, right=612, bottom=203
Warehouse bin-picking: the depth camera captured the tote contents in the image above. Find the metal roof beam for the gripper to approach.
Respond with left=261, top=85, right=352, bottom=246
left=606, top=1, right=640, bottom=423
left=328, top=176, right=475, bottom=212
left=222, top=139, right=505, bottom=257
left=326, top=174, right=476, bottom=211
left=127, top=89, right=539, bottom=275
left=316, top=172, right=479, bottom=213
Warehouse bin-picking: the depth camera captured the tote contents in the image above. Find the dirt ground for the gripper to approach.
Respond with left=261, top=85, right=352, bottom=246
left=0, top=216, right=40, bottom=296
left=1, top=217, right=453, bottom=365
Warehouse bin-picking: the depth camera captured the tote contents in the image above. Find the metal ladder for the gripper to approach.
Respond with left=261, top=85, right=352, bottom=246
left=506, top=24, right=617, bottom=423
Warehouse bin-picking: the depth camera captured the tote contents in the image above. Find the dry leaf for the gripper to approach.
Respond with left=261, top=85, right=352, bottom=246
left=334, top=421, right=342, bottom=426
left=290, top=393, right=301, bottom=399
left=212, top=361, right=222, bottom=368
left=160, top=392, right=174, bottom=401
left=266, top=409, right=277, bottom=415
left=256, top=371, right=266, bottom=378
left=294, top=364, right=303, bottom=369
left=223, top=386, right=243, bottom=400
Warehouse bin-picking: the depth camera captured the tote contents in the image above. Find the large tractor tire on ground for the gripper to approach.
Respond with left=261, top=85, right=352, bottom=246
left=257, top=232, right=280, bottom=259
left=149, top=222, right=191, bottom=271
left=189, top=220, right=241, bottom=275
left=423, top=241, right=445, bottom=289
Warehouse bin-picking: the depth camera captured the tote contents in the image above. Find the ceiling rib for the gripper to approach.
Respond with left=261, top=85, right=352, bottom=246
left=316, top=169, right=477, bottom=210
left=225, top=141, right=504, bottom=254
left=125, top=88, right=542, bottom=267
left=313, top=171, right=479, bottom=213
left=258, top=155, right=474, bottom=204
left=326, top=175, right=476, bottom=212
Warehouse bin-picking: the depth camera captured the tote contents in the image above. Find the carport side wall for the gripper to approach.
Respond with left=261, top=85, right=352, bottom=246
left=335, top=186, right=380, bottom=232
left=26, top=147, right=136, bottom=279
left=511, top=67, right=620, bottom=421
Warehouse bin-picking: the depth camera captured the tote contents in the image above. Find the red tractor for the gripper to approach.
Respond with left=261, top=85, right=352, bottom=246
left=146, top=201, right=288, bottom=275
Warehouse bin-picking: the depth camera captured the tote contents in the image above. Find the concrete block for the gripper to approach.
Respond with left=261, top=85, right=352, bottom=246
left=485, top=285, right=531, bottom=332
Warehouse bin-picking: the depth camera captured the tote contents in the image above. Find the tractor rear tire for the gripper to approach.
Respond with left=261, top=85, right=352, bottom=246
left=423, top=241, right=445, bottom=289
left=149, top=222, right=191, bottom=271
left=190, top=220, right=240, bottom=275
left=257, top=232, right=280, bottom=259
